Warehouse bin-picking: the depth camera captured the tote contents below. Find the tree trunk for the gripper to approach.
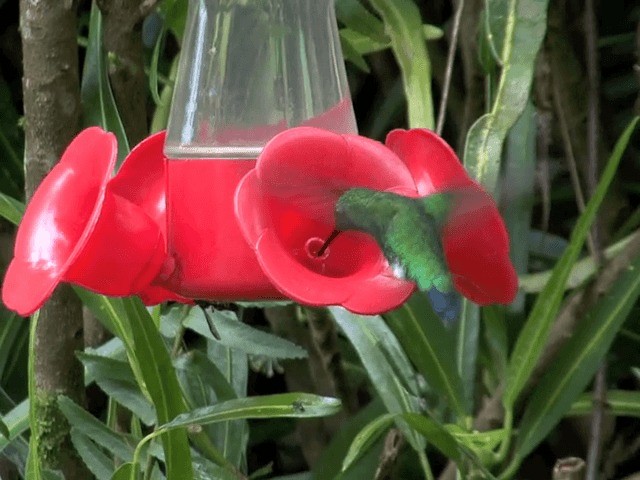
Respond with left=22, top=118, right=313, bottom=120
left=19, top=0, right=89, bottom=478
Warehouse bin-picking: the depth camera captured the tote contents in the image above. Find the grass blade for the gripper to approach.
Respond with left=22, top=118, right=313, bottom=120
left=513, top=250, right=640, bottom=462
left=504, top=117, right=639, bottom=410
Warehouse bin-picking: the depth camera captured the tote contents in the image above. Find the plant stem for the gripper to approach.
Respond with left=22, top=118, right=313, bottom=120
left=436, top=0, right=464, bottom=135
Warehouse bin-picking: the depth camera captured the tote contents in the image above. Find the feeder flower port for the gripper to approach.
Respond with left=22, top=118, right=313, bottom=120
left=234, top=127, right=518, bottom=314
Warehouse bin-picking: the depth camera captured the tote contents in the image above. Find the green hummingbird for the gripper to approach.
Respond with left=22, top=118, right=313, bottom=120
left=320, top=187, right=464, bottom=323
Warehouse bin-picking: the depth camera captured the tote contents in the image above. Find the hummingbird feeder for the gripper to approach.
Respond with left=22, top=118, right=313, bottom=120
left=2, top=0, right=359, bottom=314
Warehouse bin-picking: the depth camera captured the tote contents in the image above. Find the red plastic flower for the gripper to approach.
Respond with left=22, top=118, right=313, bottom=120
left=2, top=128, right=186, bottom=316
left=234, top=127, right=517, bottom=314
left=386, top=129, right=517, bottom=305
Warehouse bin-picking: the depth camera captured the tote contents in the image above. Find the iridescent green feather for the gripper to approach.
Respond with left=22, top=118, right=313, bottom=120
left=335, top=188, right=453, bottom=292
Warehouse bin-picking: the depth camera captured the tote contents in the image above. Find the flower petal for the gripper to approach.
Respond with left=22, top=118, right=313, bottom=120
left=257, top=127, right=417, bottom=210
left=254, top=229, right=413, bottom=313
left=443, top=188, right=518, bottom=304
left=386, top=128, right=471, bottom=195
left=109, top=130, right=167, bottom=237
left=2, top=127, right=116, bottom=316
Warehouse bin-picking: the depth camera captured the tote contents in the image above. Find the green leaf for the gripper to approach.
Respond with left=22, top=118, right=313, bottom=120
left=174, top=350, right=247, bottom=468
left=111, top=463, right=135, bottom=480
left=335, top=0, right=387, bottom=43
left=313, top=398, right=386, bottom=480
left=150, top=54, right=179, bottom=133
left=568, top=390, right=640, bottom=418
left=184, top=308, right=307, bottom=359
left=149, top=25, right=167, bottom=106
left=368, top=0, right=434, bottom=129
left=513, top=249, right=640, bottom=461
left=463, top=0, right=549, bottom=193
left=455, top=301, right=480, bottom=416
left=423, top=24, right=444, bottom=41
left=74, top=292, right=148, bottom=392
left=384, top=294, right=467, bottom=419
left=73, top=291, right=124, bottom=340
left=404, top=415, right=497, bottom=478
left=158, top=393, right=342, bottom=432
left=0, top=309, right=26, bottom=381
left=342, top=414, right=393, bottom=472
left=191, top=452, right=240, bottom=480
left=0, top=418, right=9, bottom=439
left=485, top=0, right=510, bottom=63
left=58, top=396, right=135, bottom=462
left=504, top=117, right=640, bottom=410
left=69, top=429, right=115, bottom=480
left=402, top=413, right=462, bottom=462
left=175, top=351, right=237, bottom=406
left=0, top=399, right=29, bottom=451
left=0, top=192, right=24, bottom=225
left=519, top=232, right=637, bottom=293
left=81, top=1, right=130, bottom=164
left=77, top=352, right=156, bottom=426
left=121, top=297, right=193, bottom=479
left=339, top=31, right=371, bottom=73
left=157, top=0, right=188, bottom=43
left=330, top=308, right=426, bottom=454
left=446, top=425, right=506, bottom=457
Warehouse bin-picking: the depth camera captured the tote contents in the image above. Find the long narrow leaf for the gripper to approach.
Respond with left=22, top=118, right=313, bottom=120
left=504, top=117, right=639, bottom=410
left=514, top=249, right=640, bottom=461
left=58, top=396, right=135, bottom=462
left=342, top=414, right=394, bottom=472
left=0, top=400, right=28, bottom=452
left=69, top=429, right=115, bottom=480
left=78, top=353, right=156, bottom=426
left=81, top=1, right=130, bottom=163
left=463, top=0, right=549, bottom=193
left=121, top=298, right=193, bottom=479
left=367, top=0, right=434, bottom=129
left=0, top=192, right=24, bottom=226
left=567, top=390, right=640, bottom=418
left=330, top=308, right=426, bottom=454
left=456, top=301, right=480, bottom=415
left=184, top=309, right=307, bottom=359
left=335, top=0, right=387, bottom=42
left=158, top=393, right=342, bottom=432
left=384, top=294, right=467, bottom=419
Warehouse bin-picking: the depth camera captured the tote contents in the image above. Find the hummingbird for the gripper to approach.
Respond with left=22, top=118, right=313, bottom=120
left=319, top=187, right=471, bottom=324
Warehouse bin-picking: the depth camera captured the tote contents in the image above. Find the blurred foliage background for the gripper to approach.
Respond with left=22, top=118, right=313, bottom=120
left=2, top=0, right=640, bottom=479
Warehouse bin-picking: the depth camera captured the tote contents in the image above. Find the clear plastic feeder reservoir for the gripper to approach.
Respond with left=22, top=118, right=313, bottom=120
left=164, top=0, right=357, bottom=299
